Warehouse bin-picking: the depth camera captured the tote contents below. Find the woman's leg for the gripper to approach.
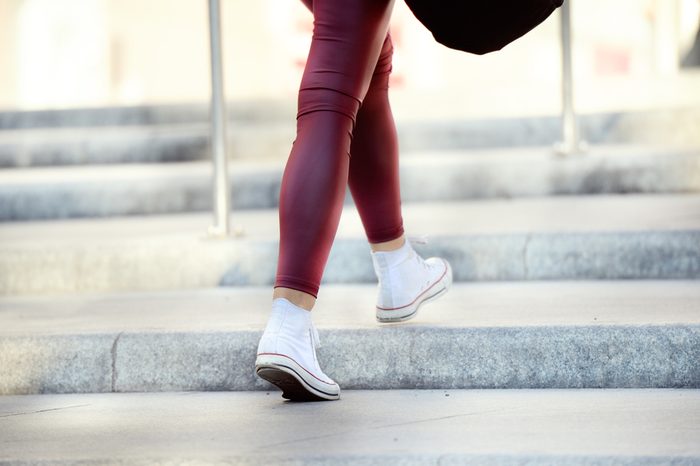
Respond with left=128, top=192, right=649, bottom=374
left=257, top=0, right=397, bottom=402
left=273, top=0, right=396, bottom=310
left=276, top=1, right=402, bottom=312
left=347, top=33, right=405, bottom=252
left=345, top=33, right=453, bottom=324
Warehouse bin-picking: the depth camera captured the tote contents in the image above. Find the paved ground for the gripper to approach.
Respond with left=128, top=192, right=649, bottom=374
left=0, top=389, right=698, bottom=465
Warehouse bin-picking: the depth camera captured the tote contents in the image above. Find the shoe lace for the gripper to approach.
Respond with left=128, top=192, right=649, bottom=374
left=408, top=234, right=431, bottom=273
left=310, top=321, right=321, bottom=350
left=308, top=321, right=322, bottom=369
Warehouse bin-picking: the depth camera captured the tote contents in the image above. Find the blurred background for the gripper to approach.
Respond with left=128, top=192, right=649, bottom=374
left=0, top=0, right=698, bottom=172
left=0, top=0, right=699, bottom=296
left=0, top=0, right=699, bottom=164
left=1, top=0, right=700, bottom=412
left=0, top=0, right=699, bottom=117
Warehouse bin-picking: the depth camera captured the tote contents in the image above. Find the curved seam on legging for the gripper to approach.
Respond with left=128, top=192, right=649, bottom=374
left=297, top=107, right=358, bottom=123
left=299, top=86, right=362, bottom=105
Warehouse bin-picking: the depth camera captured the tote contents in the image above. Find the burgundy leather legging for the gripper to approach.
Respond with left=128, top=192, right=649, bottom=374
left=274, top=0, right=403, bottom=298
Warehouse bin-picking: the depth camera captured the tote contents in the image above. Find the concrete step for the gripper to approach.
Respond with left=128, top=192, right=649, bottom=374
left=0, top=101, right=289, bottom=130
left=1, top=281, right=698, bottom=394
left=0, top=124, right=210, bottom=167
left=1, top=194, right=698, bottom=295
left=0, top=122, right=294, bottom=167
left=1, top=145, right=699, bottom=220
left=1, top=105, right=698, bottom=168
left=1, top=389, right=698, bottom=465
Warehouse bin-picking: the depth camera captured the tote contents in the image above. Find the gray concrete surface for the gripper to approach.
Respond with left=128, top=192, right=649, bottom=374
left=0, top=124, right=210, bottom=167
left=1, top=194, right=699, bottom=295
left=0, top=389, right=698, bottom=465
left=1, top=282, right=698, bottom=394
left=1, top=145, right=699, bottom=219
left=0, top=122, right=294, bottom=168
left=0, top=101, right=292, bottom=130
left=1, top=105, right=699, bottom=167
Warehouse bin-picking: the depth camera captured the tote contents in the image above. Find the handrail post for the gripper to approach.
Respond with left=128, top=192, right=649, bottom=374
left=207, top=0, right=231, bottom=236
left=556, top=0, right=586, bottom=155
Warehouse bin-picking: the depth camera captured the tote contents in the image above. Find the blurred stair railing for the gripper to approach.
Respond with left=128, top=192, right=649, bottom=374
left=556, top=0, right=587, bottom=155
left=204, top=0, right=587, bottom=235
left=207, top=0, right=233, bottom=237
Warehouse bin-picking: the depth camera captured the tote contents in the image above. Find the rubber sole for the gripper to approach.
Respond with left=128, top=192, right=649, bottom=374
left=376, top=259, right=453, bottom=323
left=255, top=355, right=340, bottom=402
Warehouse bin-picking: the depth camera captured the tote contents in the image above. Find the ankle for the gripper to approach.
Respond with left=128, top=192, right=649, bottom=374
left=272, top=287, right=316, bottom=311
left=371, top=237, right=414, bottom=270
left=370, top=235, right=406, bottom=252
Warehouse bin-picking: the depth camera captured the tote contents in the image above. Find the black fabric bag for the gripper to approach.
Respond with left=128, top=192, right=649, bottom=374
left=404, top=0, right=564, bottom=55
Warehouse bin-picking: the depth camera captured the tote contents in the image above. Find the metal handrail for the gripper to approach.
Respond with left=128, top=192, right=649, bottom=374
left=207, top=0, right=232, bottom=236
left=556, top=0, right=586, bottom=155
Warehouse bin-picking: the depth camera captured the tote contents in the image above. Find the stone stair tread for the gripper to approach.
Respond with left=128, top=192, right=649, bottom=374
left=1, top=194, right=698, bottom=295
left=0, top=157, right=282, bottom=184
left=2, top=282, right=700, bottom=336
left=2, top=193, right=699, bottom=245
left=1, top=143, right=697, bottom=182
left=1, top=144, right=699, bottom=219
left=0, top=389, right=698, bottom=464
left=1, top=282, right=698, bottom=393
left=0, top=122, right=208, bottom=141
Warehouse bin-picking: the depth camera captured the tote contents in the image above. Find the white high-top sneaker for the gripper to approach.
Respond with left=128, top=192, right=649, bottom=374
left=371, top=237, right=452, bottom=323
left=255, top=298, right=340, bottom=401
